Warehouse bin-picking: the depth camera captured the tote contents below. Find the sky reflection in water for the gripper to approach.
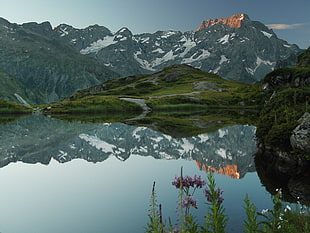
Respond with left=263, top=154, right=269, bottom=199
left=0, top=115, right=273, bottom=233
left=0, top=155, right=272, bottom=233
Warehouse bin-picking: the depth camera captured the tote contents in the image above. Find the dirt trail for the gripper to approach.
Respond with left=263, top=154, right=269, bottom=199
left=120, top=98, right=152, bottom=120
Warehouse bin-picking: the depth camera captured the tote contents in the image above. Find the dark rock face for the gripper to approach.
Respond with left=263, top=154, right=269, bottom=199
left=262, top=70, right=310, bottom=92
left=255, top=148, right=310, bottom=205
left=262, top=47, right=310, bottom=92
left=0, top=17, right=119, bottom=104
left=290, top=112, right=310, bottom=153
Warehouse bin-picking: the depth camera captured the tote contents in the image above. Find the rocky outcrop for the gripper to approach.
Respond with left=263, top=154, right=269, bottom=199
left=198, top=14, right=246, bottom=30
left=262, top=69, right=310, bottom=92
left=290, top=112, right=310, bottom=153
left=255, top=148, right=310, bottom=205
left=262, top=47, right=310, bottom=92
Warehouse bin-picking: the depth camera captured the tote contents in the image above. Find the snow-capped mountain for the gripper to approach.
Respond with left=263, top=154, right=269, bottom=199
left=41, top=14, right=301, bottom=83
left=0, top=14, right=301, bottom=105
left=0, top=115, right=257, bottom=178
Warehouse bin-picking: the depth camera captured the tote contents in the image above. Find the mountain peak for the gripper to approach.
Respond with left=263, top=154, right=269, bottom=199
left=198, top=14, right=248, bottom=30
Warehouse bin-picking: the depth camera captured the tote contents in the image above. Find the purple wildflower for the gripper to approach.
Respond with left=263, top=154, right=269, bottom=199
left=193, top=174, right=206, bottom=188
left=204, top=187, right=224, bottom=203
left=172, top=175, right=206, bottom=189
left=172, top=176, right=192, bottom=188
left=182, top=195, right=198, bottom=209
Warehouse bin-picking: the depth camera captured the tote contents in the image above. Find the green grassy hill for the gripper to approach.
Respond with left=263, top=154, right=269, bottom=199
left=43, top=64, right=263, bottom=114
left=0, top=99, right=31, bottom=114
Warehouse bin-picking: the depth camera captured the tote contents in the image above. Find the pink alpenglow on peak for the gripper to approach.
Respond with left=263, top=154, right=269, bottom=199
left=198, top=14, right=246, bottom=30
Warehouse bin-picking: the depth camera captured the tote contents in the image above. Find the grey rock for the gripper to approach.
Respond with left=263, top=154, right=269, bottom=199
left=290, top=112, right=310, bottom=153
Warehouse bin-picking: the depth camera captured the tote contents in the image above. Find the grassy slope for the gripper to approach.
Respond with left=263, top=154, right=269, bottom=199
left=0, top=99, right=32, bottom=114
left=43, top=64, right=263, bottom=114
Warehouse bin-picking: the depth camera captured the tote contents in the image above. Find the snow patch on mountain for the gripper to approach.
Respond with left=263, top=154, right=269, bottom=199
left=261, top=31, right=273, bottom=38
left=14, top=93, right=31, bottom=106
left=161, top=31, right=178, bottom=39
left=218, top=34, right=230, bottom=44
left=178, top=138, right=195, bottom=155
left=134, top=51, right=156, bottom=71
left=59, top=27, right=69, bottom=37
left=141, top=37, right=150, bottom=43
left=179, top=36, right=196, bottom=57
left=182, top=49, right=211, bottom=63
left=79, top=134, right=116, bottom=153
left=216, top=148, right=232, bottom=160
left=154, top=50, right=177, bottom=65
left=213, top=66, right=221, bottom=74
left=135, top=49, right=178, bottom=70
left=219, top=55, right=229, bottom=64
left=198, top=134, right=210, bottom=143
left=246, top=56, right=275, bottom=75
left=218, top=129, right=227, bottom=138
left=80, top=35, right=117, bottom=54
left=152, top=48, right=165, bottom=54
left=132, top=127, right=147, bottom=140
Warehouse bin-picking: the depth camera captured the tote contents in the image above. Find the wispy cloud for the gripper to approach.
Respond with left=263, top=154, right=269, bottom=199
left=267, top=23, right=305, bottom=30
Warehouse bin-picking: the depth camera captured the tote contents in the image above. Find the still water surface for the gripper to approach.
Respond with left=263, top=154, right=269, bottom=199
left=0, top=115, right=274, bottom=233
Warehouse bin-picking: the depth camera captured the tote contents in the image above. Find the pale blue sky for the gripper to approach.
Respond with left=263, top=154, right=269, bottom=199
left=1, top=0, right=309, bottom=48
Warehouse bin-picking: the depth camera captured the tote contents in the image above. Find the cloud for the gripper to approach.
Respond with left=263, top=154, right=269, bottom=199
left=267, top=23, right=305, bottom=30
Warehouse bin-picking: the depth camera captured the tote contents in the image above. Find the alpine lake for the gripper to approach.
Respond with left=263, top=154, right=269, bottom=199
left=0, top=110, right=308, bottom=233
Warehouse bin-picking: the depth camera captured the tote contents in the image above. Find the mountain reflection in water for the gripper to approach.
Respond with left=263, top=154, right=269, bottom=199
left=0, top=115, right=257, bottom=178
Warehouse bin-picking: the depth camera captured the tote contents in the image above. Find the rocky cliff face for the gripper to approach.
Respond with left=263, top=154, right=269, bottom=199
left=290, top=112, right=310, bottom=153
left=0, top=18, right=119, bottom=104
left=262, top=47, right=310, bottom=92
left=198, top=14, right=245, bottom=30
left=0, top=68, right=34, bottom=104
left=256, top=48, right=310, bottom=158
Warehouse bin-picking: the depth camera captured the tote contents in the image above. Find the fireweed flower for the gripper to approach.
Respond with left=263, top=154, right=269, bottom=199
left=172, top=175, right=193, bottom=188
left=172, top=175, right=206, bottom=189
left=193, top=174, right=206, bottom=188
left=204, top=187, right=224, bottom=203
left=182, top=195, right=198, bottom=209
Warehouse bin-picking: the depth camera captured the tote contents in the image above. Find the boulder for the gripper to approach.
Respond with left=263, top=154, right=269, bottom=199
left=290, top=112, right=310, bottom=153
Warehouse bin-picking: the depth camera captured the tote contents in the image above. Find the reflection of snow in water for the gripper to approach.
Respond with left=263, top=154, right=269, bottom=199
left=0, top=115, right=257, bottom=180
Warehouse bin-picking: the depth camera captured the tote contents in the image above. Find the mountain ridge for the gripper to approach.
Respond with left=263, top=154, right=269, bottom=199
left=0, top=17, right=120, bottom=104
left=0, top=15, right=303, bottom=105
left=17, top=14, right=301, bottom=82
left=198, top=14, right=247, bottom=30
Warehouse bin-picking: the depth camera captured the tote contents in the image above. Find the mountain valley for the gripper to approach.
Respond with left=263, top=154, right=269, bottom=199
left=0, top=14, right=302, bottom=105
